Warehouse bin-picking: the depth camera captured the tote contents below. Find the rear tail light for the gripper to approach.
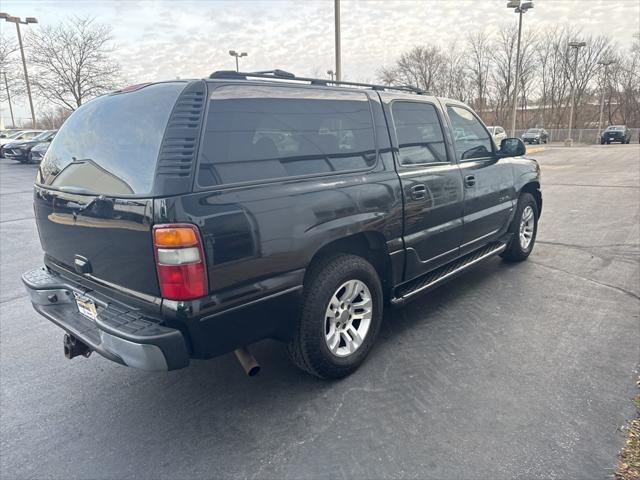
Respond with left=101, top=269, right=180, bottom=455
left=153, top=224, right=208, bottom=300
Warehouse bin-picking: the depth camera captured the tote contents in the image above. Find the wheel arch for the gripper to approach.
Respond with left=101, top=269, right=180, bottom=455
left=305, top=231, right=394, bottom=299
left=520, top=181, right=542, bottom=217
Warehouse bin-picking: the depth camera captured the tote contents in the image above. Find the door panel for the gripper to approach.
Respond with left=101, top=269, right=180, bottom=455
left=458, top=159, right=515, bottom=252
left=443, top=103, right=515, bottom=253
left=382, top=97, right=464, bottom=281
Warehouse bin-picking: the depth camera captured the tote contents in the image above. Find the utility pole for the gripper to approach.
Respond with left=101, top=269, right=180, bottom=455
left=506, top=1, right=534, bottom=137
left=596, top=59, right=616, bottom=142
left=1, top=71, right=16, bottom=127
left=0, top=13, right=38, bottom=128
left=334, top=0, right=341, bottom=82
left=565, top=41, right=586, bottom=146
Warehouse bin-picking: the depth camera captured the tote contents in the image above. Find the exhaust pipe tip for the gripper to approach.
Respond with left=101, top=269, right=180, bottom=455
left=234, top=347, right=261, bottom=376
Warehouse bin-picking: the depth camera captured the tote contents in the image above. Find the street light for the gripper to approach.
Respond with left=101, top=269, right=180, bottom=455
left=506, top=1, right=534, bottom=137
left=334, top=0, right=341, bottom=82
left=327, top=69, right=335, bottom=81
left=228, top=50, right=247, bottom=72
left=596, top=58, right=616, bottom=142
left=565, top=41, right=586, bottom=146
left=0, top=13, right=37, bottom=128
left=0, top=71, right=16, bottom=127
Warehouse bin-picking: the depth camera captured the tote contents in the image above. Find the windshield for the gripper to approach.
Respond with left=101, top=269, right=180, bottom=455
left=606, top=126, right=624, bottom=131
left=8, top=131, right=25, bottom=139
left=526, top=129, right=540, bottom=133
left=37, top=82, right=186, bottom=196
left=487, top=127, right=496, bottom=134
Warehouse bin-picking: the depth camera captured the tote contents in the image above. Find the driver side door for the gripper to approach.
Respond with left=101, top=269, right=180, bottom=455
left=442, top=103, right=516, bottom=255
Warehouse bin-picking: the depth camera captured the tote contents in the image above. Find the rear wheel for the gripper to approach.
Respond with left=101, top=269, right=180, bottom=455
left=501, top=192, right=538, bottom=262
left=287, top=254, right=383, bottom=379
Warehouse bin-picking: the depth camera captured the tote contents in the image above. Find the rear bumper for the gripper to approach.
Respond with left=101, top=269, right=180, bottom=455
left=22, top=267, right=190, bottom=371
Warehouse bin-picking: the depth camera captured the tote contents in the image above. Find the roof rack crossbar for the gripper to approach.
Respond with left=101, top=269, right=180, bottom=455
left=208, top=69, right=428, bottom=95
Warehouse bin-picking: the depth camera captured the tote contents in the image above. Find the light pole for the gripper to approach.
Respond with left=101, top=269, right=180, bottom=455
left=1, top=71, right=16, bottom=127
left=327, top=69, right=335, bottom=82
left=334, top=0, right=341, bottom=81
left=596, top=58, right=616, bottom=142
left=506, top=0, right=533, bottom=138
left=565, top=41, right=586, bottom=146
left=228, top=50, right=247, bottom=72
left=0, top=13, right=37, bottom=128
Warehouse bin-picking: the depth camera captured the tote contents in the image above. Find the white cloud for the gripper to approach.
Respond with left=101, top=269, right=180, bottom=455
left=1, top=0, right=639, bottom=122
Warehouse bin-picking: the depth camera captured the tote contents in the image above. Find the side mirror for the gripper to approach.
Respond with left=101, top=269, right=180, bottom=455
left=0, top=134, right=6, bottom=138
left=498, top=138, right=526, bottom=158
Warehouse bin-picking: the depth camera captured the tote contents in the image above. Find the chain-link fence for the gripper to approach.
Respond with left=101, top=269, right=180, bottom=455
left=513, top=128, right=640, bottom=144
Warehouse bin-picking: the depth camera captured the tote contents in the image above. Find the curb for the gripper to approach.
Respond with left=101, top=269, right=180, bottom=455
left=525, top=146, right=545, bottom=154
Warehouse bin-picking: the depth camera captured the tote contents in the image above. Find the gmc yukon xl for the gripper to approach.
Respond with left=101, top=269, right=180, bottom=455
left=22, top=70, right=542, bottom=379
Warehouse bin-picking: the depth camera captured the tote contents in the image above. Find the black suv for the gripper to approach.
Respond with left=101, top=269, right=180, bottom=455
left=22, top=71, right=542, bottom=379
left=600, top=125, right=631, bottom=144
left=521, top=128, right=548, bottom=144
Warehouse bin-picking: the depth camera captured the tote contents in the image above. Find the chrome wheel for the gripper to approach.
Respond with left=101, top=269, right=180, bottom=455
left=519, top=205, right=535, bottom=250
left=324, top=279, right=372, bottom=357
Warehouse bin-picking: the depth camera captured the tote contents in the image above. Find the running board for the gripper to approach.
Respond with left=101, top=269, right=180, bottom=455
left=391, top=241, right=507, bottom=306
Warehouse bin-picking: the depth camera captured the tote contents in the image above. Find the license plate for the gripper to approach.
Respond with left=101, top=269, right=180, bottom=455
left=74, top=294, right=98, bottom=321
left=610, top=137, right=615, bottom=140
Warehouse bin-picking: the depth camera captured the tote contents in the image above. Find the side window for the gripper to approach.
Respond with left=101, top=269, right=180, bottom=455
left=446, top=105, right=493, bottom=161
left=197, top=86, right=376, bottom=187
left=392, top=101, right=447, bottom=166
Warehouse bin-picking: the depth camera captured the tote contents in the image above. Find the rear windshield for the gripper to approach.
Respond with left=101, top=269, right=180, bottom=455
left=526, top=128, right=540, bottom=133
left=37, top=82, right=185, bottom=196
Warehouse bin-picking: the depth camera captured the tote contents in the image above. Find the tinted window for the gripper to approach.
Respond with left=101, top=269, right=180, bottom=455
left=197, top=85, right=376, bottom=187
left=446, top=105, right=493, bottom=160
left=392, top=101, right=447, bottom=165
left=38, top=82, right=185, bottom=195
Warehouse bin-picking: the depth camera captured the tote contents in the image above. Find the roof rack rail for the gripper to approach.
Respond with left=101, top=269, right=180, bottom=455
left=208, top=69, right=428, bottom=95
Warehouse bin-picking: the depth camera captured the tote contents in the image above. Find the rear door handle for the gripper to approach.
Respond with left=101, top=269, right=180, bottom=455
left=410, top=184, right=427, bottom=200
left=464, top=175, right=476, bottom=188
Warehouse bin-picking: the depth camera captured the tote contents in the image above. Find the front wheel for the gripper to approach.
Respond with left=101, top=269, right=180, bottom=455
left=287, top=254, right=383, bottom=379
left=501, top=192, right=539, bottom=262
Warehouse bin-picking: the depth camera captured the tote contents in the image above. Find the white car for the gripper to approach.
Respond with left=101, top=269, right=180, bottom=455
left=0, top=130, right=43, bottom=146
left=487, top=126, right=507, bottom=146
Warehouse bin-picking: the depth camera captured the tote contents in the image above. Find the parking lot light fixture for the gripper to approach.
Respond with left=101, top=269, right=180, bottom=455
left=229, top=50, right=248, bottom=72
left=507, top=0, right=534, bottom=137
left=565, top=41, right=587, bottom=147
left=0, top=12, right=37, bottom=128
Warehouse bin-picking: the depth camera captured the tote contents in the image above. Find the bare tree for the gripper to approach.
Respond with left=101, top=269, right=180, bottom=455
left=38, top=105, right=72, bottom=129
left=26, top=17, right=120, bottom=111
left=466, top=31, right=492, bottom=111
left=0, top=36, right=24, bottom=102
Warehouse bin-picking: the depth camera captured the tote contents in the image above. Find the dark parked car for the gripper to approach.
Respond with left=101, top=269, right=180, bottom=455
left=600, top=125, right=631, bottom=144
left=3, top=130, right=57, bottom=163
left=521, top=128, right=548, bottom=144
left=28, top=140, right=51, bottom=163
left=22, top=71, right=542, bottom=378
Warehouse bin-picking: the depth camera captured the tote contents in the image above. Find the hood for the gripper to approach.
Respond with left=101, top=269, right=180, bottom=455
left=5, top=139, right=49, bottom=149
left=31, top=142, right=50, bottom=152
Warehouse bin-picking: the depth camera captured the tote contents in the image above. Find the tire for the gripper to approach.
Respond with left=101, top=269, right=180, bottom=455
left=287, top=254, right=383, bottom=379
left=501, top=192, right=539, bottom=262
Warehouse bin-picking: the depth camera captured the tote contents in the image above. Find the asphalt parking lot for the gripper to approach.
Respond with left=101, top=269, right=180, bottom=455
left=1, top=145, right=639, bottom=479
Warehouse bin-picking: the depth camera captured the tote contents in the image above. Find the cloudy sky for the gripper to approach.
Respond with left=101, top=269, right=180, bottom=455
left=1, top=0, right=639, bottom=124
